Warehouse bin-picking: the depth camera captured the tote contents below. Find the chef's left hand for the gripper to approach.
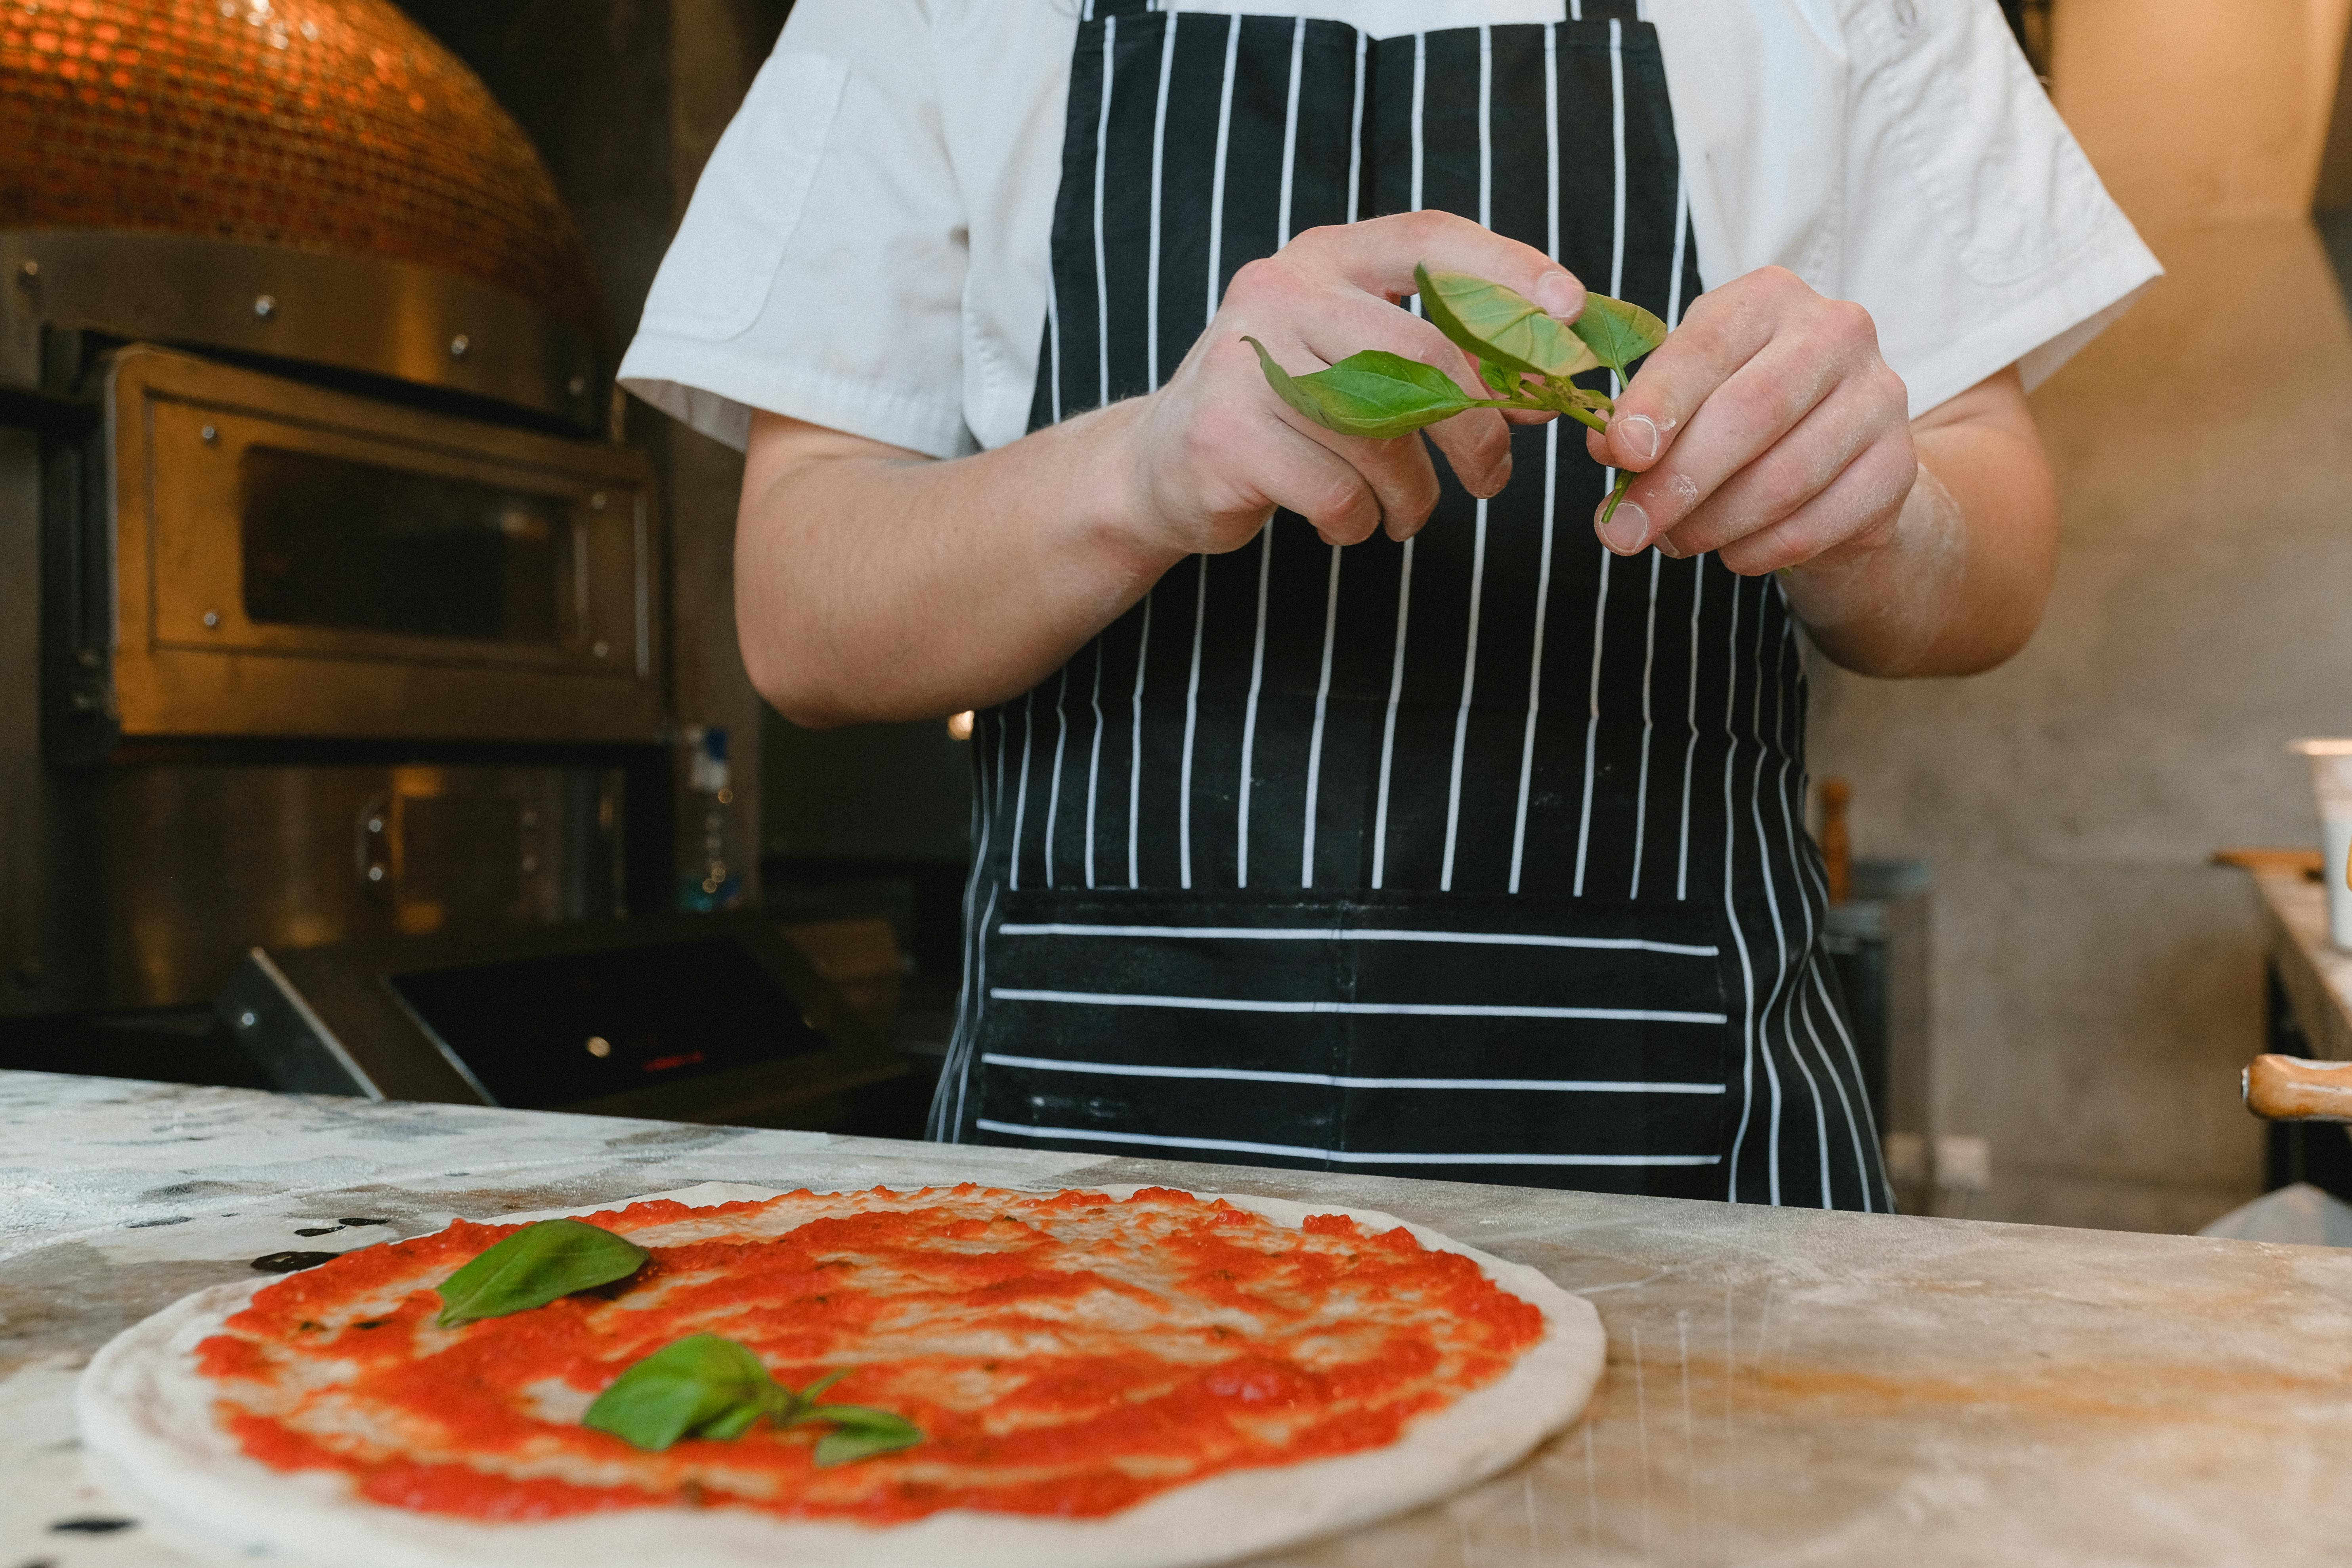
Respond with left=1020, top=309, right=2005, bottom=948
left=1587, top=267, right=1916, bottom=575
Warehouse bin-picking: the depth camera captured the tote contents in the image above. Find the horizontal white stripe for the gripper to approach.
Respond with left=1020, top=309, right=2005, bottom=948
left=988, top=989, right=1727, bottom=1025
left=981, top=1053, right=1725, bottom=1094
left=997, top=922, right=1717, bottom=957
left=974, top=1119, right=1723, bottom=1168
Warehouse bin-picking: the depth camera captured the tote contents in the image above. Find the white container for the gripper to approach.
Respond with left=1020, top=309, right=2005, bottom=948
left=2290, top=739, right=2352, bottom=949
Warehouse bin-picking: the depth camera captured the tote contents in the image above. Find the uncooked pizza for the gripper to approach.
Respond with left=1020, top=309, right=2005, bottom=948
left=80, top=1182, right=1604, bottom=1568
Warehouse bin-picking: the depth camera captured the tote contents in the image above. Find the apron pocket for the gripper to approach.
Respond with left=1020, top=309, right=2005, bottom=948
left=968, top=888, right=1734, bottom=1196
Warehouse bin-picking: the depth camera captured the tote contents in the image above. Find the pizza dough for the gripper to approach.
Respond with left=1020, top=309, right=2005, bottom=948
left=79, top=1183, right=1605, bottom=1568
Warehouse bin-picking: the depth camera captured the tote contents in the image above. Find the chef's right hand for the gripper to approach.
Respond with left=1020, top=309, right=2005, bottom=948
left=1112, top=211, right=1585, bottom=554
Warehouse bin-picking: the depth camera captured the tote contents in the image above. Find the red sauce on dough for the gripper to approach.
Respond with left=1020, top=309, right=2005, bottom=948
left=197, top=1185, right=1543, bottom=1525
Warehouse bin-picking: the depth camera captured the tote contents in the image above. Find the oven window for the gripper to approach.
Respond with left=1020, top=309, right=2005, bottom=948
left=240, top=446, right=569, bottom=644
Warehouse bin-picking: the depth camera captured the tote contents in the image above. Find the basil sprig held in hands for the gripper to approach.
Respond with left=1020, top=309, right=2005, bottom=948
left=434, top=1218, right=651, bottom=1329
left=1248, top=264, right=1668, bottom=528
left=583, top=1333, right=923, bottom=1466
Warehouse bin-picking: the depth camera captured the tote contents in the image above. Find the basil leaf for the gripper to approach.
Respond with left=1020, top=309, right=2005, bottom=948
left=583, top=1334, right=776, bottom=1452
left=1415, top=266, right=1600, bottom=380
left=1480, top=359, right=1524, bottom=399
left=807, top=1408, right=923, bottom=1468
left=434, top=1218, right=649, bottom=1328
left=1245, top=338, right=1474, bottom=439
left=1571, top=293, right=1668, bottom=379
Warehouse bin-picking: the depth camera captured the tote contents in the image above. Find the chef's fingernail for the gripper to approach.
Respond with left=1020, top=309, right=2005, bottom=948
left=1533, top=270, right=1584, bottom=319
left=1655, top=534, right=1686, bottom=560
left=1614, top=413, right=1662, bottom=464
left=1598, top=498, right=1650, bottom=554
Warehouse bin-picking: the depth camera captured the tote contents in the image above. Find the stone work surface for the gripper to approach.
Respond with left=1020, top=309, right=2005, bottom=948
left=4, top=1070, right=2350, bottom=1566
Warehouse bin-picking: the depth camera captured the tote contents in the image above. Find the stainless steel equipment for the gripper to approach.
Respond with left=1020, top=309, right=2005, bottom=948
left=2, top=280, right=666, bottom=1012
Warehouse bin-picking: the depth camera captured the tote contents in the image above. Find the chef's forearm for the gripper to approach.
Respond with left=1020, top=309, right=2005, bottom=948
left=1781, top=369, right=2058, bottom=678
left=734, top=403, right=1180, bottom=728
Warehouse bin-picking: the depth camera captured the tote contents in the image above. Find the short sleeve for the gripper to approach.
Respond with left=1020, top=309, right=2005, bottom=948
left=617, top=0, right=972, bottom=458
left=1836, top=0, right=2160, bottom=413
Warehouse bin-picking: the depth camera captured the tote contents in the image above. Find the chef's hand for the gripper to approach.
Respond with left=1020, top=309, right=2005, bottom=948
left=1587, top=267, right=1916, bottom=575
left=1114, top=210, right=1582, bottom=556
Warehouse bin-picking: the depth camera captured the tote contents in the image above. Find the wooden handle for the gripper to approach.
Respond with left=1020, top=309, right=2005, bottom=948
left=2244, top=1054, right=2352, bottom=1121
left=1819, top=777, right=1851, bottom=905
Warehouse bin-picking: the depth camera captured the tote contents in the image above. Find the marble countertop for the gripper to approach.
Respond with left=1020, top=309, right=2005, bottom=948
left=6, top=1070, right=2350, bottom=1567
left=2251, top=865, right=2352, bottom=1062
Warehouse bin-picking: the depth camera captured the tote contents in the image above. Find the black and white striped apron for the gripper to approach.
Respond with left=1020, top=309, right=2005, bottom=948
left=926, top=0, right=1892, bottom=1211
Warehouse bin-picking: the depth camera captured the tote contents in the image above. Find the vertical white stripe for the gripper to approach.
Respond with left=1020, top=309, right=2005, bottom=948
left=1092, top=19, right=1116, bottom=410
left=1722, top=580, right=1765, bottom=1203
left=1440, top=29, right=1496, bottom=895
left=1771, top=620, right=1857, bottom=1207
left=1278, top=19, right=1306, bottom=244
left=1509, top=25, right=1561, bottom=897
left=1676, top=563, right=1703, bottom=900
left=1128, top=594, right=1152, bottom=888
left=1303, top=30, right=1366, bottom=891
left=1347, top=30, right=1367, bottom=223
left=1084, top=645, right=1105, bottom=889
left=1178, top=555, right=1208, bottom=890
left=1045, top=263, right=1062, bottom=426
left=1628, top=550, right=1660, bottom=897
left=1301, top=545, right=1342, bottom=888
left=1043, top=666, right=1070, bottom=888
left=1374, top=34, right=1428, bottom=893
left=1410, top=32, right=1426, bottom=215
left=1144, top=15, right=1179, bottom=392
left=1809, top=961, right=1887, bottom=1207
left=1667, top=174, right=1691, bottom=330
left=1441, top=500, right=1488, bottom=892
left=1748, top=605, right=1793, bottom=1205
left=1510, top=423, right=1557, bottom=896
left=1203, top=16, right=1240, bottom=325
left=1371, top=539, right=1414, bottom=892
left=1607, top=22, right=1628, bottom=299
left=1573, top=24, right=1630, bottom=898
left=1238, top=528, right=1273, bottom=887
left=1009, top=688, right=1036, bottom=891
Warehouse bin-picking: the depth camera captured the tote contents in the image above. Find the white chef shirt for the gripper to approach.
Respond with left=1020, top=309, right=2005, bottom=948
left=618, top=0, right=2159, bottom=461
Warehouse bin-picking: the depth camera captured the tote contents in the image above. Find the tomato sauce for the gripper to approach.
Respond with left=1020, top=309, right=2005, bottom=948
left=197, top=1185, right=1544, bottom=1525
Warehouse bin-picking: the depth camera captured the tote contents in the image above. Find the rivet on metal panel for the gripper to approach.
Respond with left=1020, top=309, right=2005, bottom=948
left=366, top=817, right=384, bottom=834
left=592, top=641, right=610, bottom=659
left=366, top=865, right=386, bottom=883
left=585, top=1036, right=612, bottom=1058
left=567, top=374, right=588, bottom=397
left=449, top=334, right=470, bottom=359
left=76, top=649, right=100, bottom=670
left=70, top=691, right=96, bottom=713
left=522, top=856, right=538, bottom=873
left=15, top=260, right=36, bottom=284
left=590, top=492, right=608, bottom=511
left=253, top=295, right=277, bottom=321
left=201, top=611, right=221, bottom=628
left=201, top=425, right=218, bottom=444
left=520, top=810, right=538, bottom=829
left=238, top=1010, right=258, bottom=1029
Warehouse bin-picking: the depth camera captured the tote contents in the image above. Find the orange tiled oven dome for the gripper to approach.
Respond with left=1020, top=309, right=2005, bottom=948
left=0, top=0, right=600, bottom=340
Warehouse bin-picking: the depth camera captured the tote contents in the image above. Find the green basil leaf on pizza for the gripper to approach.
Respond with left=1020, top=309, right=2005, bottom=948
left=585, top=1333, right=923, bottom=1461
left=432, top=1218, right=649, bottom=1328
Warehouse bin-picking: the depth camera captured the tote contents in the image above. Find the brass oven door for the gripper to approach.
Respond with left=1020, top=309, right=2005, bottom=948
left=105, top=346, right=664, bottom=743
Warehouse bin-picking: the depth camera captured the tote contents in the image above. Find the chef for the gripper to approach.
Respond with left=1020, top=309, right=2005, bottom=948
left=620, top=0, right=2157, bottom=1210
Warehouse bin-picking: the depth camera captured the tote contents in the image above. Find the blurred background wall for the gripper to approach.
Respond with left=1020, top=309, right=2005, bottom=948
left=1811, top=0, right=2352, bottom=1229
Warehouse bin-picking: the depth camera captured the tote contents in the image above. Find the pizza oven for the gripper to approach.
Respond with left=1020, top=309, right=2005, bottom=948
left=0, top=0, right=673, bottom=1019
